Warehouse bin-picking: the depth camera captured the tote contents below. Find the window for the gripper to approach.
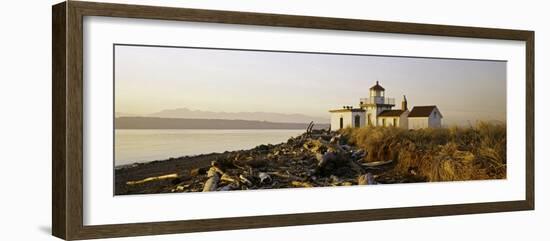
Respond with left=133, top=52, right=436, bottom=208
left=354, top=115, right=361, bottom=128
left=393, top=118, right=397, bottom=127
left=339, top=117, right=343, bottom=129
left=382, top=119, right=386, bottom=127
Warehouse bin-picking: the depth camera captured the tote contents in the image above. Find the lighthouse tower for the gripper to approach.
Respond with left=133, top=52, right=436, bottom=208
left=359, top=81, right=395, bottom=126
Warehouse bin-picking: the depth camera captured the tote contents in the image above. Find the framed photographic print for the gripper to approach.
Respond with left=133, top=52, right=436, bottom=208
left=52, top=1, right=534, bottom=240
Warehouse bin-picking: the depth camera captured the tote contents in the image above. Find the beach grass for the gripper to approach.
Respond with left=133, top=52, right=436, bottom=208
left=341, top=121, right=506, bottom=182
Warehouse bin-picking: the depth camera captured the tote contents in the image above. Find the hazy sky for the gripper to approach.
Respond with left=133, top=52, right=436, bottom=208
left=115, top=45, right=506, bottom=126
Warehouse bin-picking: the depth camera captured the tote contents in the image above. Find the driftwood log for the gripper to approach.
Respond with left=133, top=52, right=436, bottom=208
left=361, top=159, right=394, bottom=167
left=358, top=173, right=377, bottom=185
left=126, top=173, right=178, bottom=185
left=291, top=181, right=313, bottom=188
left=202, top=167, right=220, bottom=192
left=202, top=162, right=225, bottom=192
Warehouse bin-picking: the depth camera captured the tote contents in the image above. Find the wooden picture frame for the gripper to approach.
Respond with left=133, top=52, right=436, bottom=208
left=52, top=1, right=534, bottom=240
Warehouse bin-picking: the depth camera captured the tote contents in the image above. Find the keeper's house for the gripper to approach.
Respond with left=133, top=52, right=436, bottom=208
left=329, top=81, right=442, bottom=130
left=407, top=106, right=443, bottom=129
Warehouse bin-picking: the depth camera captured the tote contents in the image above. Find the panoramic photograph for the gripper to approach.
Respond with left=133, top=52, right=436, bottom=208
left=114, top=45, right=507, bottom=195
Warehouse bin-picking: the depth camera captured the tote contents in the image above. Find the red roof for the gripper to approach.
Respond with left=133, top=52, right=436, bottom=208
left=378, top=110, right=406, bottom=117
left=408, top=106, right=441, bottom=117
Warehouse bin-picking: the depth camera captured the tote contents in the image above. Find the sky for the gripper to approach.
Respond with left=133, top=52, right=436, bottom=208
left=115, top=45, right=506, bottom=126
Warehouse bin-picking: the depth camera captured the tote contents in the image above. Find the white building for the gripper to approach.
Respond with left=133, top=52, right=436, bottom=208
left=329, top=106, right=366, bottom=129
left=329, top=81, right=442, bottom=130
left=377, top=109, right=409, bottom=128
left=407, top=106, right=443, bottom=129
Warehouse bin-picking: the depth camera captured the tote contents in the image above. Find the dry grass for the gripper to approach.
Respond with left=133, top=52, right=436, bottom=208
left=341, top=121, right=506, bottom=182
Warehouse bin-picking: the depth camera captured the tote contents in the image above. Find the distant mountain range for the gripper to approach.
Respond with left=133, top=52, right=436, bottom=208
left=115, top=117, right=330, bottom=130
left=116, top=107, right=329, bottom=124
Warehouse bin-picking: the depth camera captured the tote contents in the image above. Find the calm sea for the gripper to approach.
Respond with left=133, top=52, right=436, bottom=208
left=115, top=129, right=304, bottom=166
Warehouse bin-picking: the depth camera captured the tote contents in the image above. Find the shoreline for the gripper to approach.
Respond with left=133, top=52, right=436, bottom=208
left=115, top=123, right=506, bottom=195
left=115, top=152, right=228, bottom=195
left=114, top=128, right=421, bottom=195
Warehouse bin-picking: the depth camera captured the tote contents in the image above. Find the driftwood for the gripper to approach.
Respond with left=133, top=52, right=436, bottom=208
left=358, top=173, right=377, bottom=185
left=202, top=162, right=226, bottom=192
left=171, top=184, right=190, bottom=192
left=124, top=128, right=405, bottom=194
left=126, top=173, right=178, bottom=185
left=348, top=160, right=365, bottom=174
left=239, top=174, right=253, bottom=186
left=258, top=172, right=272, bottom=184
left=218, top=183, right=238, bottom=191
left=315, top=151, right=337, bottom=168
left=268, top=171, right=305, bottom=182
left=305, top=121, right=314, bottom=136
left=361, top=159, right=394, bottom=167
left=303, top=139, right=327, bottom=153
left=291, top=181, right=313, bottom=188
left=202, top=167, right=221, bottom=192
left=220, top=173, right=237, bottom=183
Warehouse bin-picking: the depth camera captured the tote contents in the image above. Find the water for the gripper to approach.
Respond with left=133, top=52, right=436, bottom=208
left=115, top=129, right=304, bottom=166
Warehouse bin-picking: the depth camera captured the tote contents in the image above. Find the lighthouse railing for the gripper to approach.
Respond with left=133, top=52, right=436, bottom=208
left=360, top=97, right=395, bottom=105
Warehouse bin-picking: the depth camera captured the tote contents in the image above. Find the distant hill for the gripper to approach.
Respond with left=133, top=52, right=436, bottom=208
left=115, top=117, right=330, bottom=130
left=115, top=112, right=139, bottom=118
left=147, top=108, right=329, bottom=124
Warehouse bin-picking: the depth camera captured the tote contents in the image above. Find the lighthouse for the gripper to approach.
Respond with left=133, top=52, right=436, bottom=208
left=329, top=81, right=441, bottom=130
left=359, top=81, right=395, bottom=126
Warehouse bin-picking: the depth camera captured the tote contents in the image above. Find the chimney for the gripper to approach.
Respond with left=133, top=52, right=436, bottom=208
left=402, top=95, right=408, bottom=110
